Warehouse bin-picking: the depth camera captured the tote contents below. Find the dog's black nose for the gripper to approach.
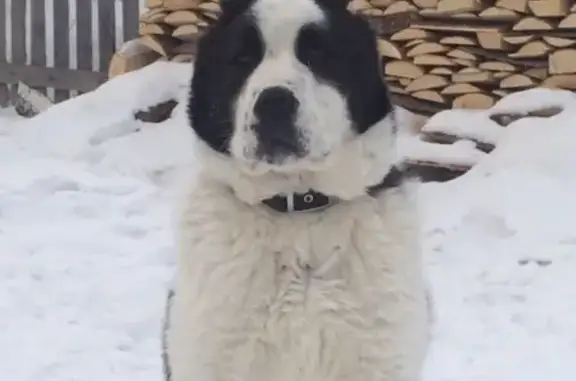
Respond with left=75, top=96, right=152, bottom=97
left=252, top=87, right=302, bottom=162
left=254, top=87, right=298, bottom=122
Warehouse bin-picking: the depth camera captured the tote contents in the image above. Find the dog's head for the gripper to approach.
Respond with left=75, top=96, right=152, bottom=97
left=188, top=0, right=397, bottom=202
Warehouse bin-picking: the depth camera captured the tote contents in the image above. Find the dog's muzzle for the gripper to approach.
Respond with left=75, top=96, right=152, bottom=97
left=252, top=86, right=303, bottom=161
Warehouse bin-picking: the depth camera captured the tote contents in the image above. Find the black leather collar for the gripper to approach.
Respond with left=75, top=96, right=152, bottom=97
left=262, top=166, right=405, bottom=213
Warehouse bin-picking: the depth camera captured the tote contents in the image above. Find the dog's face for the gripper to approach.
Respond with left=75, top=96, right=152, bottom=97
left=189, top=0, right=393, bottom=176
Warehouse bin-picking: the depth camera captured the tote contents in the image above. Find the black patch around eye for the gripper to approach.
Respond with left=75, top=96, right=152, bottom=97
left=295, top=15, right=393, bottom=135
left=188, top=16, right=264, bottom=155
left=296, top=27, right=337, bottom=65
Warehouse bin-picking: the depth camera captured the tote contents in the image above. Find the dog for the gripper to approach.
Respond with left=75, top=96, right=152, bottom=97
left=165, top=0, right=430, bottom=381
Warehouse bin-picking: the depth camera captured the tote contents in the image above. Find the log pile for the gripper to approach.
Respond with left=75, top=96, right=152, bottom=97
left=360, top=0, right=576, bottom=115
left=109, top=0, right=576, bottom=117
left=403, top=87, right=570, bottom=182
left=109, top=0, right=221, bottom=78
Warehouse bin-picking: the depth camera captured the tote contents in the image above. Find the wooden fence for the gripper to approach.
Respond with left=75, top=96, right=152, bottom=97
left=0, top=0, right=143, bottom=107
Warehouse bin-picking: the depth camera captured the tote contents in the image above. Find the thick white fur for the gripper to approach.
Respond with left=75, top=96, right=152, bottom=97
left=167, top=1, right=429, bottom=380
left=232, top=0, right=352, bottom=168
left=167, top=114, right=429, bottom=381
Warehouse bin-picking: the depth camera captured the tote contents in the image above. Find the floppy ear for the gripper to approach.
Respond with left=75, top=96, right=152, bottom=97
left=314, top=0, right=351, bottom=10
left=220, top=0, right=255, bottom=16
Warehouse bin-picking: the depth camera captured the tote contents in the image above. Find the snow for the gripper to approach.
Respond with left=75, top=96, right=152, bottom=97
left=422, top=108, right=504, bottom=144
left=399, top=136, right=487, bottom=167
left=1, top=64, right=576, bottom=381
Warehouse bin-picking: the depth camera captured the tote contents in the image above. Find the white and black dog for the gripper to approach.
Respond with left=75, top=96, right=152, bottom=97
left=165, top=0, right=429, bottom=381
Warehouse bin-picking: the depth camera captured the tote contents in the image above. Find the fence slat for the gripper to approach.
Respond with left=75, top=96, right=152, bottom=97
left=122, top=0, right=140, bottom=42
left=76, top=0, right=93, bottom=73
left=31, top=0, right=47, bottom=95
left=0, top=0, right=8, bottom=106
left=10, top=0, right=27, bottom=100
left=53, top=0, right=71, bottom=102
left=0, top=0, right=141, bottom=108
left=0, top=62, right=107, bottom=91
left=98, top=0, right=117, bottom=74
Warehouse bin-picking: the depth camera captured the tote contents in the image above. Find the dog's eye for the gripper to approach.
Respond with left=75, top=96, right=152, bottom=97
left=227, top=26, right=263, bottom=68
left=298, top=27, right=334, bottom=63
left=230, top=49, right=256, bottom=66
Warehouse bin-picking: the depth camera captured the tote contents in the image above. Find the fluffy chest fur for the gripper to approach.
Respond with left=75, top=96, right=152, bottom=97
left=167, top=177, right=428, bottom=381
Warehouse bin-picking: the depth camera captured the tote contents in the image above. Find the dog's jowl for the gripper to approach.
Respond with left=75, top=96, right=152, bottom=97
left=167, top=1, right=430, bottom=381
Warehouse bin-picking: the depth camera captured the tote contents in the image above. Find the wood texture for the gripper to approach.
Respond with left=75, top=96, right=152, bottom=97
left=98, top=0, right=117, bottom=73
left=0, top=0, right=8, bottom=106
left=0, top=62, right=107, bottom=91
left=0, top=0, right=140, bottom=107
left=10, top=0, right=27, bottom=100
left=31, top=0, right=47, bottom=95
left=53, top=0, right=71, bottom=101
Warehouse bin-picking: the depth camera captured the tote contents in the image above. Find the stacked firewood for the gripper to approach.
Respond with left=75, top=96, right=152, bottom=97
left=138, top=0, right=221, bottom=60
left=109, top=0, right=220, bottom=77
left=110, top=0, right=576, bottom=117
left=363, top=0, right=576, bottom=115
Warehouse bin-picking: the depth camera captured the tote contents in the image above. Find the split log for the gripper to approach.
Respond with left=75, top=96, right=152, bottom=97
left=413, top=54, right=457, bottom=66
left=378, top=39, right=404, bottom=59
left=453, top=93, right=496, bottom=109
left=390, top=28, right=433, bottom=41
left=549, top=49, right=576, bottom=74
left=173, top=24, right=201, bottom=41
left=164, top=10, right=200, bottom=26
left=406, top=42, right=448, bottom=57
left=436, top=0, right=485, bottom=13
left=382, top=1, right=416, bottom=15
left=440, top=36, right=477, bottom=46
left=509, top=40, right=552, bottom=58
left=479, top=7, right=521, bottom=21
left=558, top=13, right=576, bottom=29
left=528, top=0, right=570, bottom=17
left=413, top=90, right=445, bottom=103
left=385, top=60, right=425, bottom=78
left=441, top=83, right=482, bottom=95
left=477, top=32, right=511, bottom=50
left=405, top=74, right=449, bottom=92
left=542, top=74, right=576, bottom=89
left=500, top=74, right=536, bottom=88
left=496, top=0, right=529, bottom=13
left=513, top=17, right=555, bottom=31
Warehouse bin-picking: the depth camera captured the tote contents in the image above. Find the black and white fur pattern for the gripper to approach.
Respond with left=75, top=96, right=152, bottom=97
left=166, top=0, right=430, bottom=380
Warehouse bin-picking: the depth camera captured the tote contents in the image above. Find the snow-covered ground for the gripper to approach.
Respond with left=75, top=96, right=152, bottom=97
left=1, top=62, right=576, bottom=381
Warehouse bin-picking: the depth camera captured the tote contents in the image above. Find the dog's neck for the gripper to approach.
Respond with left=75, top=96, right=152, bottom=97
left=261, top=166, right=406, bottom=213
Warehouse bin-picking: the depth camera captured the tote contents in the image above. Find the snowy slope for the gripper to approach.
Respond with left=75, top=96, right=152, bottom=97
left=1, top=63, right=576, bottom=381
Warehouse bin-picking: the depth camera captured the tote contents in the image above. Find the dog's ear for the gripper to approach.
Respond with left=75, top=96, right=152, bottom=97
left=220, top=0, right=254, bottom=16
left=314, top=0, right=351, bottom=10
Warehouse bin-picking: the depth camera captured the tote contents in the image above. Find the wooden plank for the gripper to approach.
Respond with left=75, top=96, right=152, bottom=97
left=53, top=0, right=71, bottom=102
left=10, top=0, right=27, bottom=100
left=123, top=0, right=141, bottom=42
left=98, top=0, right=117, bottom=73
left=31, top=0, right=48, bottom=95
left=76, top=0, right=94, bottom=98
left=0, top=0, right=8, bottom=106
left=0, top=62, right=107, bottom=91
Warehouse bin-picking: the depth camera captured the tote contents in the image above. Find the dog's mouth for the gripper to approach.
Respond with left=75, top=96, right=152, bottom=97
left=236, top=148, right=332, bottom=176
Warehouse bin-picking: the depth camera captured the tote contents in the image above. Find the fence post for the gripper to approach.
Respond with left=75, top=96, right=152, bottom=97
left=0, top=0, right=8, bottom=106
left=31, top=0, right=48, bottom=96
left=98, top=0, right=117, bottom=74
left=10, top=0, right=27, bottom=102
left=76, top=0, right=94, bottom=82
left=53, top=0, right=71, bottom=102
left=123, top=0, right=141, bottom=42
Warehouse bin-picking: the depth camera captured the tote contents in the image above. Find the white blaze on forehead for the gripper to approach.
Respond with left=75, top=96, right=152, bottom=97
left=251, top=0, right=325, bottom=50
